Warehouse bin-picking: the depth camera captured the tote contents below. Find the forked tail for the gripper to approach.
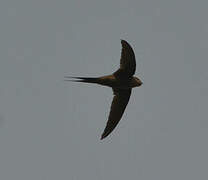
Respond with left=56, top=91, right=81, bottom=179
left=64, top=76, right=99, bottom=84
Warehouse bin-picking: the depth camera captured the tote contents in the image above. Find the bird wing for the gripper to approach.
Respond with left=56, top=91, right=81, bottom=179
left=101, top=89, right=131, bottom=140
left=114, top=40, right=136, bottom=79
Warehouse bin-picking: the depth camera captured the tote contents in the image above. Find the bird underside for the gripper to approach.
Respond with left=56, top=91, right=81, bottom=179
left=64, top=75, right=141, bottom=89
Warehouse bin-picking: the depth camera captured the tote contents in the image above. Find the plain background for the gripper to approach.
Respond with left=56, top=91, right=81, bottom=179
left=1, top=0, right=208, bottom=179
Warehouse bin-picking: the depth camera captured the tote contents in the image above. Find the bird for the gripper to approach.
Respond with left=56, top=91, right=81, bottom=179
left=65, top=40, right=142, bottom=140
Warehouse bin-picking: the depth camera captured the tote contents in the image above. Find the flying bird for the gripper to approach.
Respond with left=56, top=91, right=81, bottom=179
left=65, top=40, right=142, bottom=140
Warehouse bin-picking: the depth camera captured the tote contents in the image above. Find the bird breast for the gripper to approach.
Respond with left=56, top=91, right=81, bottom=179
left=98, top=75, right=142, bottom=89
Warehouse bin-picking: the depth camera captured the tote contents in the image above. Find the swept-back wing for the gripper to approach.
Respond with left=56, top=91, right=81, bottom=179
left=114, top=40, right=136, bottom=79
left=101, top=89, right=131, bottom=139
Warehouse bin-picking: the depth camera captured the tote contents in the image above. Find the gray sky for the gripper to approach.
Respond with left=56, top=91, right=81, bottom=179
left=1, top=0, right=208, bottom=179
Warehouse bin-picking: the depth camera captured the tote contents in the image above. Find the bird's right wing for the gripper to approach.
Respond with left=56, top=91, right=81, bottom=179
left=101, top=89, right=131, bottom=140
left=114, top=40, right=136, bottom=79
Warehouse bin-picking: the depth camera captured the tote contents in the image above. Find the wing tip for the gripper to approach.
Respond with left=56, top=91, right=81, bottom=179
left=100, top=128, right=114, bottom=140
left=100, top=137, right=104, bottom=140
left=100, top=132, right=109, bottom=140
left=121, top=39, right=130, bottom=44
left=100, top=134, right=106, bottom=140
left=121, top=39, right=127, bottom=43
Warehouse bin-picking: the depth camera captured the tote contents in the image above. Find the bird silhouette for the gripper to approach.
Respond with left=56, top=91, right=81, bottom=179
left=65, top=40, right=142, bottom=140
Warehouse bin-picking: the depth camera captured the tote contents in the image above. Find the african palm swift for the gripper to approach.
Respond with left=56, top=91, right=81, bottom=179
left=65, top=40, right=142, bottom=140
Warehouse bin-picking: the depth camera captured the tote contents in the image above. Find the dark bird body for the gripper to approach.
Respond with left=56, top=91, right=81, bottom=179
left=65, top=40, right=142, bottom=140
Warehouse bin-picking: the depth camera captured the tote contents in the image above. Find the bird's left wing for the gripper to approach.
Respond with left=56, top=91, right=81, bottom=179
left=114, top=40, right=136, bottom=79
left=101, top=89, right=131, bottom=140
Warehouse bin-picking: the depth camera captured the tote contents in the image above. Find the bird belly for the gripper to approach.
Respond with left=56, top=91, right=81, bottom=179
left=113, top=77, right=142, bottom=89
left=98, top=75, right=142, bottom=89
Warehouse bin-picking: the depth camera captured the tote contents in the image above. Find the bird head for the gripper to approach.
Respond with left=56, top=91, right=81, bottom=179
left=132, top=76, right=143, bottom=87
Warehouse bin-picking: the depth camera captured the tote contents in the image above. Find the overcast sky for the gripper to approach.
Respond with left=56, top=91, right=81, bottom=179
left=1, top=0, right=208, bottom=179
